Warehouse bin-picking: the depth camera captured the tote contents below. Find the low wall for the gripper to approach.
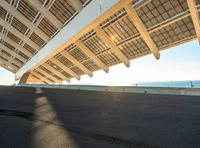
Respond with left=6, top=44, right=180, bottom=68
left=18, top=84, right=200, bottom=96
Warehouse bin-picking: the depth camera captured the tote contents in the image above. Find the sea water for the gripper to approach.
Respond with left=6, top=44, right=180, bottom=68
left=132, top=80, right=200, bottom=88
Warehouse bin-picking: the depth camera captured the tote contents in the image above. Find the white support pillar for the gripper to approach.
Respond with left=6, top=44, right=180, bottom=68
left=68, top=0, right=82, bottom=12
left=94, top=26, right=130, bottom=67
left=76, top=40, right=109, bottom=73
left=0, top=19, right=39, bottom=50
left=61, top=51, right=93, bottom=77
left=124, top=3, right=160, bottom=59
left=27, top=0, right=63, bottom=29
left=51, top=58, right=80, bottom=80
left=0, top=0, right=49, bottom=41
left=187, top=0, right=200, bottom=43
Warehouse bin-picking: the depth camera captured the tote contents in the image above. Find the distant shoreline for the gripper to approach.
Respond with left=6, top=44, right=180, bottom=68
left=132, top=80, right=200, bottom=88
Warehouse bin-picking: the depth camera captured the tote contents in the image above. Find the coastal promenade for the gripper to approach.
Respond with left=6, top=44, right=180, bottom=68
left=0, top=86, right=200, bottom=148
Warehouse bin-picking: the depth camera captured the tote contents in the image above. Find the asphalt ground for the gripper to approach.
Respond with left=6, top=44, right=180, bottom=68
left=0, top=86, right=200, bottom=148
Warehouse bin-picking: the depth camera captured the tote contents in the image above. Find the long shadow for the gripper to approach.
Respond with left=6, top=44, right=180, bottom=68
left=0, top=86, right=37, bottom=148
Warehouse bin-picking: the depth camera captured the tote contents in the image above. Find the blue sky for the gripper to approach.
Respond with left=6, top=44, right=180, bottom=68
left=0, top=39, right=200, bottom=86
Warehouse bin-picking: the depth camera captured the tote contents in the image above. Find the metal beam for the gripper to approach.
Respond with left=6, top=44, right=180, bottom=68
left=94, top=26, right=130, bottom=67
left=187, top=0, right=200, bottom=43
left=37, top=67, right=61, bottom=82
left=27, top=0, right=63, bottom=29
left=42, top=63, right=70, bottom=81
left=124, top=3, right=160, bottom=59
left=0, top=43, right=27, bottom=63
left=76, top=40, right=109, bottom=73
left=0, top=0, right=49, bottom=41
left=0, top=19, right=39, bottom=50
left=31, top=71, right=52, bottom=84
left=0, top=32, right=32, bottom=58
left=51, top=58, right=80, bottom=80
left=68, top=0, right=82, bottom=12
left=61, top=51, right=93, bottom=77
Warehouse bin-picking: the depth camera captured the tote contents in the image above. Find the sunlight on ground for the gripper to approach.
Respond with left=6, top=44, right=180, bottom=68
left=31, top=88, right=78, bottom=148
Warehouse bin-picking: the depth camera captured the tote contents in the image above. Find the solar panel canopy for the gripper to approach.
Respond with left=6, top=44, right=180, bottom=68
left=0, top=0, right=199, bottom=84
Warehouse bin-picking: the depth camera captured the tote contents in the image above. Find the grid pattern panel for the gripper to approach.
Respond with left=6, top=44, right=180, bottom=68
left=40, top=65, right=52, bottom=74
left=150, top=17, right=195, bottom=48
left=18, top=51, right=29, bottom=60
left=17, top=0, right=38, bottom=22
left=61, top=71, right=72, bottom=79
left=137, top=0, right=189, bottom=28
left=100, top=9, right=125, bottom=28
left=82, top=59, right=99, bottom=71
left=98, top=51, right=120, bottom=66
left=64, top=43, right=76, bottom=52
left=70, top=66, right=84, bottom=75
left=49, top=62, right=63, bottom=72
left=40, top=66, right=53, bottom=75
left=40, top=65, right=62, bottom=81
left=69, top=48, right=88, bottom=62
left=7, top=32, right=21, bottom=44
left=11, top=17, right=28, bottom=34
left=3, top=41, right=15, bottom=51
left=1, top=50, right=11, bottom=57
left=31, top=74, right=40, bottom=81
left=119, top=38, right=150, bottom=59
left=29, top=32, right=45, bottom=47
left=12, top=63, right=20, bottom=69
left=34, top=70, right=45, bottom=77
left=38, top=17, right=58, bottom=37
left=49, top=0, right=76, bottom=24
left=0, top=56, right=8, bottom=62
left=83, top=35, right=108, bottom=55
left=14, top=57, right=23, bottom=65
left=23, top=43, right=36, bottom=54
left=34, top=70, right=53, bottom=82
left=58, top=55, right=73, bottom=67
left=79, top=30, right=95, bottom=42
left=0, top=7, right=7, bottom=20
left=103, top=15, right=138, bottom=43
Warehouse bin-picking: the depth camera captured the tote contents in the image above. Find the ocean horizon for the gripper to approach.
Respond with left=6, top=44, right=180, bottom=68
left=132, top=80, right=200, bottom=88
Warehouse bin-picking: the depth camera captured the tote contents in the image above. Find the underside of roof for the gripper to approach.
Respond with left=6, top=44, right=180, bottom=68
left=0, top=0, right=200, bottom=84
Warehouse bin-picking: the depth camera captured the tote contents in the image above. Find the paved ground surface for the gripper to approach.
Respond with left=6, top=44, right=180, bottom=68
left=0, top=86, right=200, bottom=148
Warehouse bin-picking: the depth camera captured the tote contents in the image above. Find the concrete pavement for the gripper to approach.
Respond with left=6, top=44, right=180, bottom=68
left=0, top=86, right=200, bottom=148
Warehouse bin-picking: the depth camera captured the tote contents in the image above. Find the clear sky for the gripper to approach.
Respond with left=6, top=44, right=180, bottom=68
left=0, top=39, right=200, bottom=86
